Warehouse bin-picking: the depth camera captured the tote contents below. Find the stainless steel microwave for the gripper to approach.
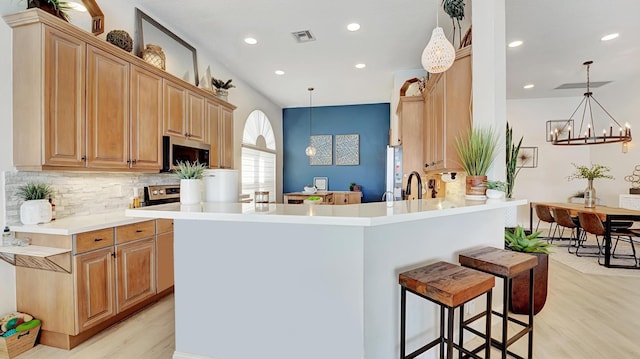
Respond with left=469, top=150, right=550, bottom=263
left=162, top=136, right=210, bottom=172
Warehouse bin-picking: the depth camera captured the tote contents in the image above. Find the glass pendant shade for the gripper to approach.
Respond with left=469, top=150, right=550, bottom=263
left=421, top=27, right=455, bottom=73
left=305, top=145, right=317, bottom=157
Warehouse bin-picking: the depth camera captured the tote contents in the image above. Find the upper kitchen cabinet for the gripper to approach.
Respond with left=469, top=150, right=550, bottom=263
left=206, top=99, right=235, bottom=169
left=130, top=66, right=163, bottom=171
left=423, top=46, right=472, bottom=174
left=396, top=95, right=424, bottom=186
left=163, top=80, right=206, bottom=143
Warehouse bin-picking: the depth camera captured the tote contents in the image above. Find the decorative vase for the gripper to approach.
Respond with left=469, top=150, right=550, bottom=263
left=215, top=89, right=229, bottom=101
left=180, top=179, right=202, bottom=205
left=465, top=175, right=487, bottom=199
left=584, top=179, right=596, bottom=208
left=106, top=30, right=133, bottom=52
left=352, top=185, right=362, bottom=192
left=20, top=199, right=52, bottom=225
left=510, top=252, right=549, bottom=315
left=142, top=44, right=166, bottom=70
left=486, top=189, right=504, bottom=199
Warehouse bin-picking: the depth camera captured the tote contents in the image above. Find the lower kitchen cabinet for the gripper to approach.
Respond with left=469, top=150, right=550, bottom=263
left=13, top=219, right=172, bottom=350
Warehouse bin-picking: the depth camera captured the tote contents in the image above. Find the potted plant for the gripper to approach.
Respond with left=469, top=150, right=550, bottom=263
left=26, top=0, right=71, bottom=21
left=485, top=180, right=506, bottom=199
left=174, top=161, right=206, bottom=204
left=454, top=126, right=499, bottom=198
left=211, top=77, right=235, bottom=101
left=505, top=226, right=552, bottom=315
left=17, top=182, right=53, bottom=224
left=505, top=122, right=523, bottom=199
left=567, top=163, right=613, bottom=208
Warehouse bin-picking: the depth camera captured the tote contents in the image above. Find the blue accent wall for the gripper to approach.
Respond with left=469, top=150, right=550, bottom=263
left=283, top=103, right=390, bottom=203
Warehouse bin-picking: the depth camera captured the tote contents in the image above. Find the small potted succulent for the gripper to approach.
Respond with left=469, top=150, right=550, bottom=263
left=17, top=182, right=53, bottom=224
left=174, top=161, right=206, bottom=205
left=211, top=77, right=235, bottom=101
left=505, top=226, right=552, bottom=315
left=484, top=180, right=506, bottom=199
left=454, top=126, right=499, bottom=199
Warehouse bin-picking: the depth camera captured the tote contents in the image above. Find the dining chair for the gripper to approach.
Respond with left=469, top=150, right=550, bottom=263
left=576, top=212, right=606, bottom=261
left=611, top=227, right=639, bottom=267
left=534, top=204, right=558, bottom=243
left=552, top=207, right=584, bottom=253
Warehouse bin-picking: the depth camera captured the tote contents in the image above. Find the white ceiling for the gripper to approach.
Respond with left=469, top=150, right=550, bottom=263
left=136, top=0, right=640, bottom=108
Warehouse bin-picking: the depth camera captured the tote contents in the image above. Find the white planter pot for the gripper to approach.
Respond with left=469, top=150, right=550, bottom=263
left=180, top=179, right=202, bottom=205
left=20, top=199, right=52, bottom=225
left=486, top=189, right=505, bottom=199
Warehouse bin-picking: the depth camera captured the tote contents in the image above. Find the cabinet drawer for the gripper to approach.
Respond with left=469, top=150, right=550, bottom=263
left=156, top=218, right=174, bottom=234
left=116, top=221, right=155, bottom=244
left=76, top=228, right=114, bottom=253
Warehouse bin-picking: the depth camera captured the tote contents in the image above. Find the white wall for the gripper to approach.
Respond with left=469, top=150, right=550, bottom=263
left=0, top=0, right=283, bottom=313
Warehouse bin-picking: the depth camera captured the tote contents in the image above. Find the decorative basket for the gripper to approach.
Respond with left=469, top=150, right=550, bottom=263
left=142, top=44, right=166, bottom=70
left=0, top=325, right=40, bottom=359
left=106, top=30, right=133, bottom=52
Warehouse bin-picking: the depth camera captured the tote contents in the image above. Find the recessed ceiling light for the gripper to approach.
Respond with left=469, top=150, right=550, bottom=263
left=67, top=1, right=87, bottom=12
left=601, top=33, right=619, bottom=41
left=244, top=37, right=258, bottom=45
left=523, top=84, right=534, bottom=89
left=274, top=70, right=285, bottom=75
left=347, top=23, right=361, bottom=32
left=508, top=40, right=523, bottom=48
left=355, top=63, right=366, bottom=69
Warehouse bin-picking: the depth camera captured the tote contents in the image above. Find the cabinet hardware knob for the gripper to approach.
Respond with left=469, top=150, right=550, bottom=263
left=126, top=159, right=131, bottom=164
left=136, top=229, right=143, bottom=233
left=111, top=252, right=115, bottom=258
left=94, top=238, right=103, bottom=242
left=132, top=159, right=137, bottom=165
left=81, top=156, right=87, bottom=161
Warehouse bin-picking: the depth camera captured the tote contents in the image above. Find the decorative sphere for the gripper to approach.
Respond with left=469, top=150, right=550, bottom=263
left=106, top=30, right=133, bottom=52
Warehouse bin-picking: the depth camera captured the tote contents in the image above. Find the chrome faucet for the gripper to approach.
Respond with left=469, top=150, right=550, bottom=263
left=405, top=171, right=422, bottom=200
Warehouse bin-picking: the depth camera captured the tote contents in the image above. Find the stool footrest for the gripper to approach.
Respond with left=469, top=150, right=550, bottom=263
left=404, top=337, right=441, bottom=359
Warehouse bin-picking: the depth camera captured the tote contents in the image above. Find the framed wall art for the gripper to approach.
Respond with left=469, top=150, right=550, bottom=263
left=517, top=147, right=538, bottom=168
left=309, top=135, right=332, bottom=165
left=336, top=134, right=360, bottom=166
left=313, top=177, right=328, bottom=191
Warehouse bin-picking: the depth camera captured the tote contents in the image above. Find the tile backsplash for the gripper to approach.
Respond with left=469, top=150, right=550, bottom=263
left=5, top=171, right=178, bottom=225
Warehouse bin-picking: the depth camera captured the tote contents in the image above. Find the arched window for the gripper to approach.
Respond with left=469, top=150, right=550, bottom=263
left=241, top=110, right=276, bottom=202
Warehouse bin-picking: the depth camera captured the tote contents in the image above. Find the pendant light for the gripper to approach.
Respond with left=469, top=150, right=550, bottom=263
left=305, top=87, right=317, bottom=157
left=421, top=0, right=456, bottom=73
left=550, top=61, right=631, bottom=146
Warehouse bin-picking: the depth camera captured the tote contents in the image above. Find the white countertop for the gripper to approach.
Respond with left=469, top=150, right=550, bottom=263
left=126, top=197, right=527, bottom=227
left=10, top=211, right=156, bottom=235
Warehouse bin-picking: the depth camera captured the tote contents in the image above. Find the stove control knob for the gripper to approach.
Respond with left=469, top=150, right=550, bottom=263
left=152, top=190, right=159, bottom=195
left=159, top=190, right=165, bottom=195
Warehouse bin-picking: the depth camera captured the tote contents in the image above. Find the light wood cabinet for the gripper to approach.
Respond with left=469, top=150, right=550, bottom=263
left=163, top=80, right=206, bottom=142
left=86, top=45, right=130, bottom=169
left=207, top=99, right=235, bottom=168
left=423, top=46, right=472, bottom=173
left=130, top=65, right=163, bottom=170
left=116, top=238, right=156, bottom=312
left=156, top=219, right=174, bottom=293
left=333, top=192, right=362, bottom=205
left=397, top=96, right=425, bottom=189
left=76, top=247, right=116, bottom=332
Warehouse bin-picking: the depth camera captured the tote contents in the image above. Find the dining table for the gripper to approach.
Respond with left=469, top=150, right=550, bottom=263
left=530, top=202, right=640, bottom=269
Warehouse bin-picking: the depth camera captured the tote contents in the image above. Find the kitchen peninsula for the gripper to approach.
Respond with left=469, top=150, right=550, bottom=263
left=127, top=197, right=526, bottom=359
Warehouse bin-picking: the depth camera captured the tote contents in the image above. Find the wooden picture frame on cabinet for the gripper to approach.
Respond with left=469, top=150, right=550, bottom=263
left=135, top=8, right=199, bottom=86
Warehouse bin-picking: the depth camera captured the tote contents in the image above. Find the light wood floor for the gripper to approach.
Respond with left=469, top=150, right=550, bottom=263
left=16, top=259, right=640, bottom=358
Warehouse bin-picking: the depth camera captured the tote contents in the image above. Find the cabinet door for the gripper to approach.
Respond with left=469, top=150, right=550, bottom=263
left=156, top=232, right=174, bottom=293
left=131, top=66, right=162, bottom=170
left=42, top=26, right=86, bottom=167
left=163, top=80, right=187, bottom=137
left=187, top=91, right=206, bottom=142
left=86, top=45, right=130, bottom=169
left=221, top=107, right=234, bottom=169
left=116, top=238, right=156, bottom=312
left=398, top=96, right=424, bottom=187
left=334, top=193, right=349, bottom=205
left=348, top=192, right=362, bottom=204
left=76, top=247, right=116, bottom=332
left=206, top=100, right=221, bottom=168
left=432, top=78, right=445, bottom=171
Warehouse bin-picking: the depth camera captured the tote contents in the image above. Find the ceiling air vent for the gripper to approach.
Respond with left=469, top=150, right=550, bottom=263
left=291, top=30, right=316, bottom=43
left=554, top=81, right=611, bottom=90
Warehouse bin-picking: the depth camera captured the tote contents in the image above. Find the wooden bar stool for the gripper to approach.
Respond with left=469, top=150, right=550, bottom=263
left=459, top=247, right=537, bottom=359
left=399, top=261, right=495, bottom=359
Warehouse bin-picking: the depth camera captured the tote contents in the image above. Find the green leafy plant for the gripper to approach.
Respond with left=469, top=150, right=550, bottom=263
left=505, top=226, right=552, bottom=254
left=454, top=127, right=499, bottom=176
left=17, top=182, right=52, bottom=201
left=505, top=122, right=523, bottom=198
left=567, top=163, right=614, bottom=181
left=173, top=161, right=206, bottom=179
left=211, top=77, right=235, bottom=90
left=25, top=0, right=71, bottom=21
left=485, top=180, right=506, bottom=192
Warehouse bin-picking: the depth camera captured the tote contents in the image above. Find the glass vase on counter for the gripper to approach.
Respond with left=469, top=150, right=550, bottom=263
left=584, top=179, right=596, bottom=208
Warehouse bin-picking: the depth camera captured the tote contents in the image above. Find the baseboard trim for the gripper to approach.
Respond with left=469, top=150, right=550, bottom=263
left=173, top=351, right=213, bottom=359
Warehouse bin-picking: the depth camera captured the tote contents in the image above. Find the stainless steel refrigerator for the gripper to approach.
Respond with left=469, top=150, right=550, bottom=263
left=385, top=146, right=403, bottom=200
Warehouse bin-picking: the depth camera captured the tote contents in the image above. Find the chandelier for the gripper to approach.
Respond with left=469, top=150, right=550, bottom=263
left=305, top=87, right=316, bottom=157
left=550, top=61, right=631, bottom=146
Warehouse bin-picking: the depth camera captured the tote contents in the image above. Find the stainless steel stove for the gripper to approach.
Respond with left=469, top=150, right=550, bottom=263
left=144, top=185, right=181, bottom=206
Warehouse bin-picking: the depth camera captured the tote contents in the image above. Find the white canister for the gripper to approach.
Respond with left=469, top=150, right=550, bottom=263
left=203, top=169, right=239, bottom=203
left=20, top=199, right=53, bottom=225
